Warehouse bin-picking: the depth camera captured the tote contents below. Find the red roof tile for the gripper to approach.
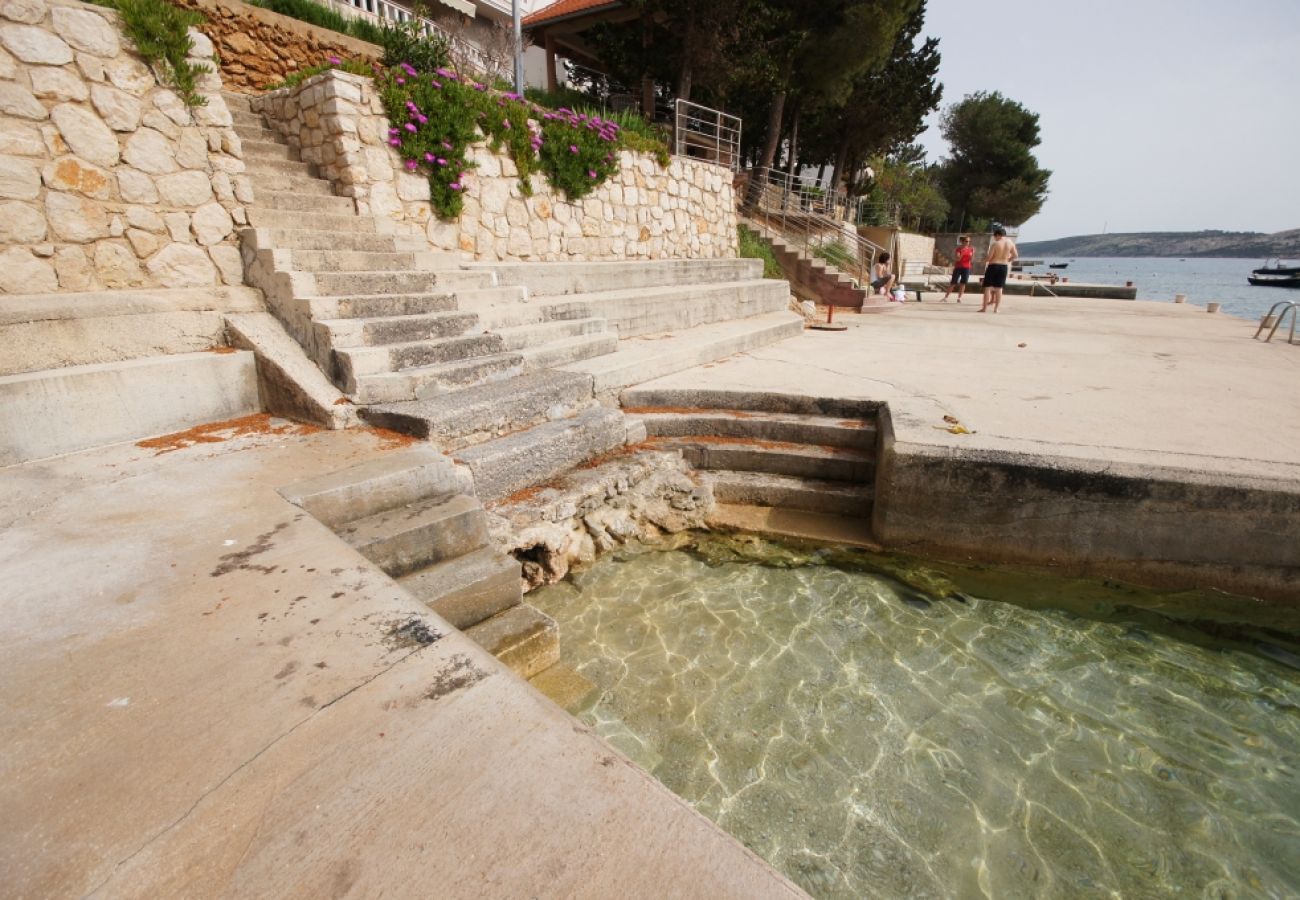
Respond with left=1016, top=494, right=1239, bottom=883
left=523, top=0, right=622, bottom=28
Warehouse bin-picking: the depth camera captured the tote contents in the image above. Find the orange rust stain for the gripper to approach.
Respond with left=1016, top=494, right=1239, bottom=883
left=208, top=346, right=238, bottom=354
left=644, top=435, right=863, bottom=456
left=136, top=414, right=319, bottom=455
left=333, top=397, right=352, bottom=406
left=838, top=420, right=870, bottom=429
left=623, top=406, right=757, bottom=418
left=366, top=426, right=421, bottom=451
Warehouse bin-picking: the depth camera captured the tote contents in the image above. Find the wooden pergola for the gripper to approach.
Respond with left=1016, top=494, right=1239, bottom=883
left=523, top=0, right=655, bottom=112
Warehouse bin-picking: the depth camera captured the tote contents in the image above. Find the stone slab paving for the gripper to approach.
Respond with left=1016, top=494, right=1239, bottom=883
left=644, top=297, right=1300, bottom=485
left=0, top=427, right=802, bottom=898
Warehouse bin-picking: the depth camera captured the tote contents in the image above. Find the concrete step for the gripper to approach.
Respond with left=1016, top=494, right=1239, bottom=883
left=470, top=258, right=765, bottom=296
left=256, top=190, right=354, bottom=213
left=703, top=470, right=873, bottom=518
left=628, top=409, right=876, bottom=450
left=336, top=493, right=489, bottom=578
left=316, top=310, right=480, bottom=348
left=471, top=298, right=591, bottom=331
left=230, top=123, right=281, bottom=143
left=351, top=351, right=526, bottom=404
left=518, top=331, right=618, bottom=371
left=247, top=171, right=339, bottom=196
left=287, top=249, right=430, bottom=273
left=243, top=155, right=317, bottom=177
left=706, top=503, right=879, bottom=550
left=242, top=139, right=299, bottom=161
left=338, top=333, right=507, bottom=380
left=229, top=109, right=264, bottom=128
left=620, top=388, right=881, bottom=420
left=279, top=444, right=472, bottom=528
left=329, top=291, right=460, bottom=320
left=398, top=547, right=522, bottom=630
left=259, top=228, right=392, bottom=251
left=223, top=92, right=254, bottom=112
left=528, top=663, right=600, bottom=715
left=561, top=311, right=804, bottom=393
left=495, top=317, right=609, bottom=351
left=359, top=370, right=596, bottom=448
left=464, top=603, right=560, bottom=679
left=647, top=437, right=874, bottom=482
left=311, top=270, right=448, bottom=297
left=0, top=350, right=259, bottom=466
left=554, top=279, right=789, bottom=339
left=460, top=406, right=627, bottom=501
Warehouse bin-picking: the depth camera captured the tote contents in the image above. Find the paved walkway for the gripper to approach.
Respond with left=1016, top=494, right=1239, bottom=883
left=0, top=425, right=800, bottom=898
left=651, top=297, right=1300, bottom=485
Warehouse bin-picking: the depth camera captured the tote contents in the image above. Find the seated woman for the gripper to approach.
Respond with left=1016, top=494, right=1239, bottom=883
left=870, top=253, right=896, bottom=296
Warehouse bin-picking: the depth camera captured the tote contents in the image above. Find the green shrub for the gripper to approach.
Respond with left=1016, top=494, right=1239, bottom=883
left=248, top=0, right=350, bottom=35
left=376, top=16, right=449, bottom=73
left=249, top=0, right=446, bottom=69
left=263, top=57, right=375, bottom=92
left=814, top=240, right=854, bottom=270
left=101, top=0, right=209, bottom=107
left=738, top=225, right=782, bottom=279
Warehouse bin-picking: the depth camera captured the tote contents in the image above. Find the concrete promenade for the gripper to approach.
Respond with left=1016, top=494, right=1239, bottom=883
left=0, top=427, right=801, bottom=898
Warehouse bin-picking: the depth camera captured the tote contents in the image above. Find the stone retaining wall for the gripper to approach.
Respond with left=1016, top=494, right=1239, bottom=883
left=253, top=69, right=739, bottom=262
left=174, top=0, right=380, bottom=94
left=0, top=0, right=247, bottom=294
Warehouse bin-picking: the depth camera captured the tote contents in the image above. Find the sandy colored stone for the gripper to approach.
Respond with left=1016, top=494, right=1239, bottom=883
left=140, top=110, right=178, bottom=139
left=186, top=27, right=213, bottom=59
left=145, top=241, right=215, bottom=286
left=0, top=199, right=45, bottom=241
left=0, top=80, right=46, bottom=118
left=156, top=170, right=211, bottom=207
left=0, top=246, right=56, bottom=292
left=193, top=93, right=232, bottom=128
left=94, top=240, right=145, bottom=288
left=208, top=243, right=243, bottom=285
left=52, top=243, right=94, bottom=289
left=45, top=190, right=108, bottom=242
left=29, top=64, right=87, bottom=101
left=125, top=226, right=162, bottom=257
left=163, top=210, right=189, bottom=242
left=0, top=152, right=39, bottom=198
left=103, top=54, right=152, bottom=94
left=190, top=200, right=232, bottom=245
left=175, top=129, right=207, bottom=169
left=1, top=0, right=46, bottom=25
left=74, top=50, right=103, bottom=81
left=123, top=127, right=176, bottom=174
left=0, top=119, right=42, bottom=158
left=1, top=22, right=71, bottom=64
left=152, top=89, right=191, bottom=126
left=90, top=83, right=142, bottom=132
left=41, top=155, right=112, bottom=199
left=116, top=166, right=157, bottom=203
left=50, top=102, right=118, bottom=167
left=124, top=204, right=163, bottom=233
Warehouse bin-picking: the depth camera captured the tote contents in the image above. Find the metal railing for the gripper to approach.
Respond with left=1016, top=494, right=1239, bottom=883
left=320, top=0, right=497, bottom=76
left=673, top=99, right=741, bottom=171
left=745, top=167, right=887, bottom=289
left=1254, top=300, right=1298, bottom=345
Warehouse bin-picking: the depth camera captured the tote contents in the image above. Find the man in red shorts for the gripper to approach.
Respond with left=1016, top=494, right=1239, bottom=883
left=942, top=235, right=974, bottom=302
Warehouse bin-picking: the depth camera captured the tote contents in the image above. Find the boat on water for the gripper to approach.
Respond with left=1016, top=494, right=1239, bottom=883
left=1248, top=258, right=1300, bottom=288
left=1049, top=262, right=1069, bottom=269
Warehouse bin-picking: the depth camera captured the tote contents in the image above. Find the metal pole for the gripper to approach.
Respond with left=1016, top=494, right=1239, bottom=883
left=512, top=0, right=524, bottom=95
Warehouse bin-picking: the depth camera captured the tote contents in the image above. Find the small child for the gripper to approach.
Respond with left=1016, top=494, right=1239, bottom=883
left=870, top=253, right=895, bottom=296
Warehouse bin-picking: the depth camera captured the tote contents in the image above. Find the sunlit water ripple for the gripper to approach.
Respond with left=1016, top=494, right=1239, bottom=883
left=531, top=542, right=1300, bottom=899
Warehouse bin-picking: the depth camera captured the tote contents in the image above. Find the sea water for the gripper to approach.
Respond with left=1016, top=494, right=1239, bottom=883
left=1021, top=256, right=1295, bottom=321
left=531, top=537, right=1300, bottom=899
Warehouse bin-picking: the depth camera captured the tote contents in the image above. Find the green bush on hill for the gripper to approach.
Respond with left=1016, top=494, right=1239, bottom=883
left=738, top=225, right=783, bottom=279
left=90, top=0, right=209, bottom=107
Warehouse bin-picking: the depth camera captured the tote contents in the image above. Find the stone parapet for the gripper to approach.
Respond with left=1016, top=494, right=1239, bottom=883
left=252, top=69, right=740, bottom=262
left=0, top=0, right=247, bottom=295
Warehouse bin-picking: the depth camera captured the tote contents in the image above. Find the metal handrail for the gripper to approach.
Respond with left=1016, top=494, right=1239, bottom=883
left=321, top=0, right=498, bottom=76
left=745, top=167, right=888, bottom=289
left=673, top=99, right=741, bottom=171
left=1254, top=300, right=1299, bottom=345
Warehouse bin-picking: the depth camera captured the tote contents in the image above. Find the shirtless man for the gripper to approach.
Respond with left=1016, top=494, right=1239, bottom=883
left=980, top=227, right=1017, bottom=313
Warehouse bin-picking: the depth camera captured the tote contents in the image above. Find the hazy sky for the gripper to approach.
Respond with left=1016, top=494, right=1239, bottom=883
left=915, top=0, right=1300, bottom=241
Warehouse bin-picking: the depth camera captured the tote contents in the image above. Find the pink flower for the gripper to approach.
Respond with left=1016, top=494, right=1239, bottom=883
left=430, top=80, right=441, bottom=89
left=329, top=56, right=341, bottom=65
left=406, top=160, right=417, bottom=170
left=569, top=145, right=578, bottom=153
left=388, top=138, right=400, bottom=146
left=442, top=141, right=453, bottom=150
left=449, top=182, right=462, bottom=191
left=425, top=152, right=435, bottom=162
left=436, top=157, right=447, bottom=166
left=502, top=119, right=510, bottom=129
left=395, top=77, right=405, bottom=85
left=588, top=169, right=596, bottom=178
left=404, top=122, right=417, bottom=132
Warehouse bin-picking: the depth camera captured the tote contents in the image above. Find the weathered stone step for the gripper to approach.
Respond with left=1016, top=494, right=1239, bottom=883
left=243, top=155, right=317, bottom=176
left=469, top=258, right=765, bottom=296
left=222, top=91, right=254, bottom=112
left=462, top=406, right=628, bottom=501
left=311, top=270, right=444, bottom=296
left=703, top=470, right=873, bottom=518
left=556, top=279, right=789, bottom=338
left=339, top=333, right=506, bottom=380
left=317, top=310, right=480, bottom=348
left=288, top=249, right=430, bottom=273
left=518, top=331, right=618, bottom=371
left=256, top=190, right=354, bottom=213
left=464, top=603, right=560, bottom=679
left=628, top=409, right=875, bottom=449
left=329, top=291, right=460, bottom=320
left=561, top=311, right=804, bottom=393
left=359, top=370, right=596, bottom=448
left=495, top=317, right=609, bottom=351
left=230, top=122, right=281, bottom=142
left=279, top=444, right=472, bottom=529
left=259, top=227, right=392, bottom=251
left=620, top=388, right=881, bottom=420
left=647, top=437, right=874, bottom=482
left=336, top=493, right=489, bottom=578
left=244, top=173, right=338, bottom=197
left=472, top=298, right=591, bottom=330
left=398, top=547, right=522, bottom=630
left=242, top=139, right=299, bottom=161
left=352, top=351, right=525, bottom=404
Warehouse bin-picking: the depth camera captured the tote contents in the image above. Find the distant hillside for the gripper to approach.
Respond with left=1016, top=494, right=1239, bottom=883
left=1017, top=229, right=1300, bottom=258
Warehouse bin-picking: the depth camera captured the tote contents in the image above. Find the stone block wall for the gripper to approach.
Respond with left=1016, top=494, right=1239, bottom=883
left=0, top=0, right=248, bottom=294
left=173, top=0, right=380, bottom=93
left=253, top=69, right=739, bottom=262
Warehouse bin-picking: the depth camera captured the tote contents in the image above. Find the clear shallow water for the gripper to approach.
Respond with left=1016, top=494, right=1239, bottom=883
left=531, top=538, right=1300, bottom=899
left=1018, top=256, right=1297, bottom=321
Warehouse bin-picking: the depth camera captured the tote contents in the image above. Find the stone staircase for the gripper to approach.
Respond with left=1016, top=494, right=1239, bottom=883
left=621, top=388, right=880, bottom=522
left=281, top=446, right=559, bottom=681
left=743, top=220, right=897, bottom=314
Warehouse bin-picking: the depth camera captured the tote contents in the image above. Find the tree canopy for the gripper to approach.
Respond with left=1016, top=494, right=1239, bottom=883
left=937, top=91, right=1051, bottom=228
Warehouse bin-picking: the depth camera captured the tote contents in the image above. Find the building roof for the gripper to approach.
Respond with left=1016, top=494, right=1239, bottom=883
left=522, top=0, right=622, bottom=28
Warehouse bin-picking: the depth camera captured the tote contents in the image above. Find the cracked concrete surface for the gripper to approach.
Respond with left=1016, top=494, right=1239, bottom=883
left=0, top=428, right=802, bottom=898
